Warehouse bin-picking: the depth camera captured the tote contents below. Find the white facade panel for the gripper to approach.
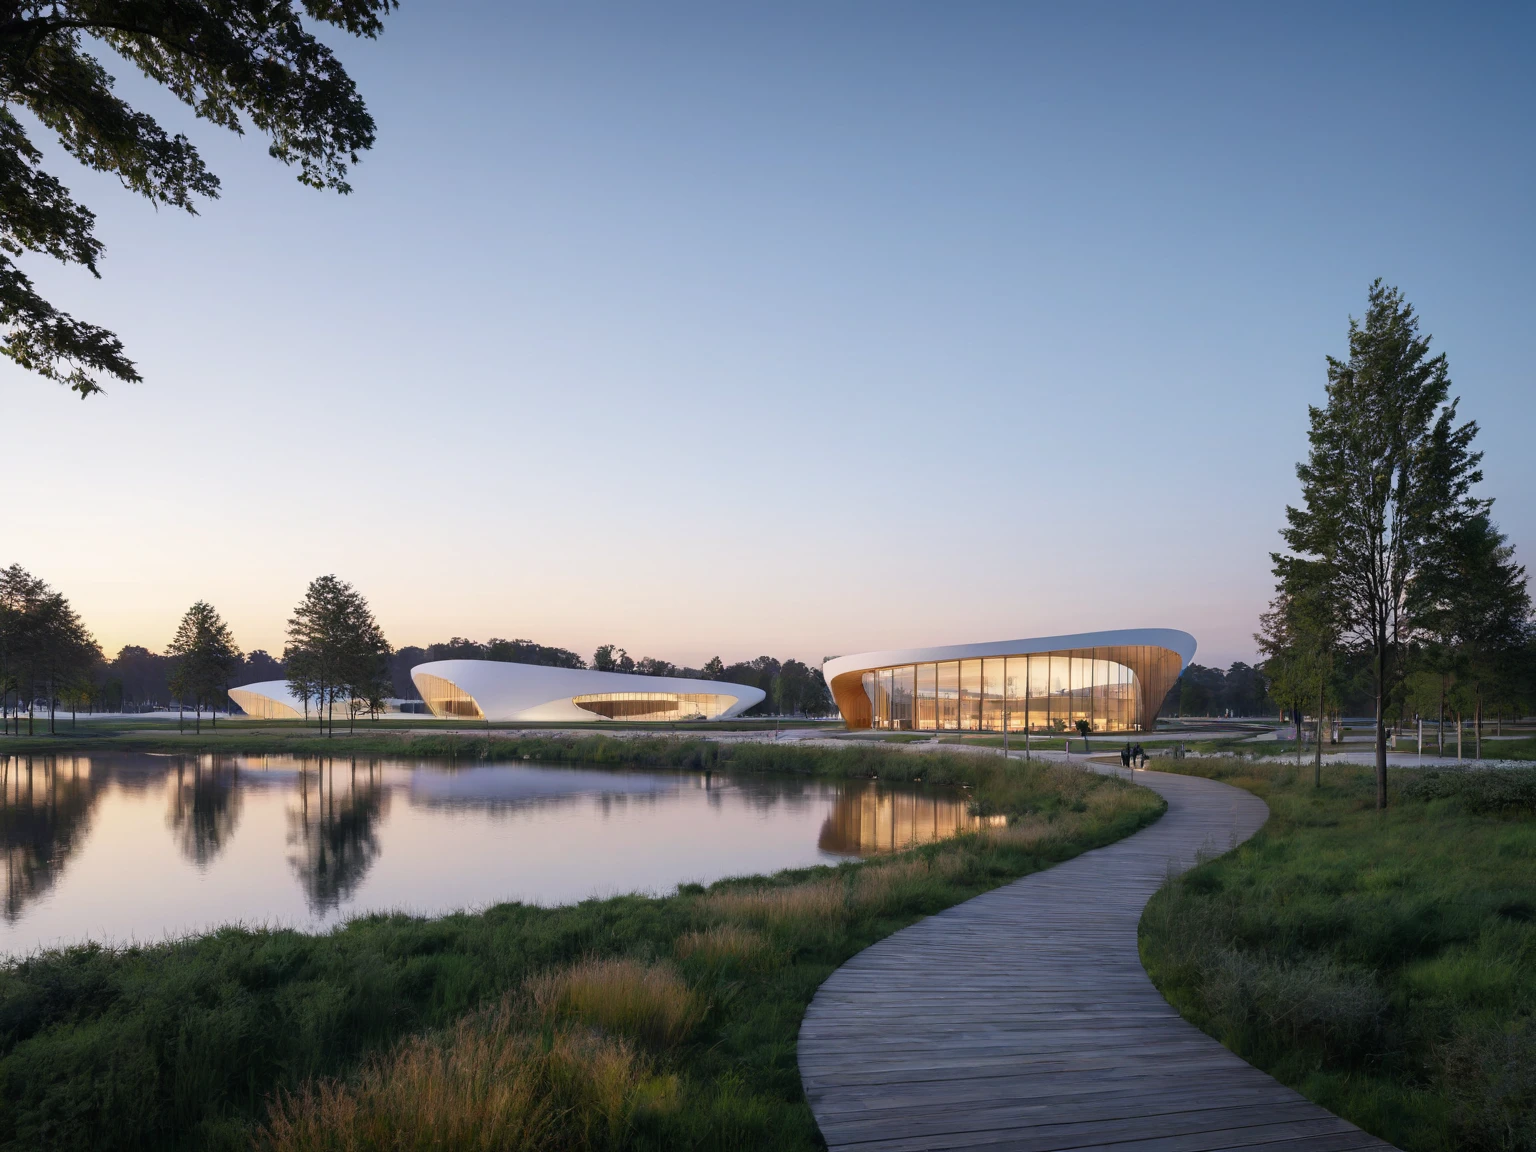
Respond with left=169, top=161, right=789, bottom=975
left=409, top=660, right=766, bottom=723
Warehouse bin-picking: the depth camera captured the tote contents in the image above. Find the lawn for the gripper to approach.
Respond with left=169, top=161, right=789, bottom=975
left=1140, top=756, right=1536, bottom=1152
left=0, top=742, right=1163, bottom=1152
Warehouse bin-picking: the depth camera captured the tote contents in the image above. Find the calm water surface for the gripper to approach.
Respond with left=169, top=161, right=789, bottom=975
left=1, top=752, right=982, bottom=955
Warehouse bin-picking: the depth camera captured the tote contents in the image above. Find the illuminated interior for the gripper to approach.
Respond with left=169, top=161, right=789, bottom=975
left=571, top=693, right=736, bottom=721
left=839, top=645, right=1182, bottom=733
left=228, top=688, right=302, bottom=721
left=415, top=673, right=485, bottom=720
left=818, top=786, right=1006, bottom=855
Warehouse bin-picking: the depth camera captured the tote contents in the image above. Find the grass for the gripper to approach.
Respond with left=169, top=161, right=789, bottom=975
left=0, top=744, right=1164, bottom=1152
left=1139, top=757, right=1536, bottom=1152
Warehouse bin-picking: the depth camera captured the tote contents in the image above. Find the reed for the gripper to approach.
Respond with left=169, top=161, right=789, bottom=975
left=259, top=995, right=670, bottom=1152
left=673, top=925, right=773, bottom=969
left=530, top=957, right=703, bottom=1050
left=702, top=877, right=847, bottom=928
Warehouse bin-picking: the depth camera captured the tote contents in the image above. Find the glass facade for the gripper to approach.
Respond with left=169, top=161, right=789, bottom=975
left=857, top=645, right=1176, bottom=733
left=416, top=673, right=485, bottom=720
left=228, top=688, right=301, bottom=721
left=572, top=693, right=736, bottom=721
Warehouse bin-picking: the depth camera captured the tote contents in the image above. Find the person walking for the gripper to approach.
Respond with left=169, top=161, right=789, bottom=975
left=1121, top=743, right=1131, bottom=771
left=1133, top=742, right=1145, bottom=769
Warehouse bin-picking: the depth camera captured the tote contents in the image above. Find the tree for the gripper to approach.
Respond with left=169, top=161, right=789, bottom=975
left=166, top=600, right=241, bottom=733
left=0, top=564, right=99, bottom=735
left=284, top=575, right=389, bottom=736
left=592, top=645, right=634, bottom=674
left=1257, top=558, right=1340, bottom=786
left=1412, top=513, right=1531, bottom=759
left=0, top=1, right=394, bottom=396
left=1281, top=282, right=1483, bottom=808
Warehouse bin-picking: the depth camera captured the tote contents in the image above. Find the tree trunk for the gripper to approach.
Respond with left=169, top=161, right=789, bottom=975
left=1373, top=655, right=1387, bottom=810
left=1475, top=693, right=1482, bottom=760
left=1315, top=679, right=1324, bottom=788
left=1456, top=713, right=1463, bottom=761
left=1438, top=677, right=1445, bottom=756
left=195, top=699, right=201, bottom=735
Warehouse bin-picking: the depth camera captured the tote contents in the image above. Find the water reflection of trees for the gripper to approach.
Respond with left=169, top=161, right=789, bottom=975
left=165, top=759, right=243, bottom=869
left=287, top=758, right=389, bottom=913
left=1, top=755, right=99, bottom=923
left=818, top=784, right=980, bottom=857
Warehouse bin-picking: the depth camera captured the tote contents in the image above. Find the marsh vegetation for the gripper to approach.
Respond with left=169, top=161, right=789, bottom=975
left=0, top=743, right=1162, bottom=1151
left=1141, top=756, right=1536, bottom=1152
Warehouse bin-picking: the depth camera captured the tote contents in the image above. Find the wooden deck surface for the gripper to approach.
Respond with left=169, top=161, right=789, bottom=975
left=797, top=765, right=1398, bottom=1151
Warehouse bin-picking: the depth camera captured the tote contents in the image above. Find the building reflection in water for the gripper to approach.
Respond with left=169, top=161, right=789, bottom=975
left=286, top=757, right=390, bottom=913
left=1, top=755, right=100, bottom=923
left=165, top=758, right=244, bottom=870
left=818, top=783, right=995, bottom=857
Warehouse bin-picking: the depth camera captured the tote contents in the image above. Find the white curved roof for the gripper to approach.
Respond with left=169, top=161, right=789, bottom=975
left=228, top=679, right=310, bottom=716
left=823, top=628, right=1198, bottom=684
left=410, top=660, right=767, bottom=722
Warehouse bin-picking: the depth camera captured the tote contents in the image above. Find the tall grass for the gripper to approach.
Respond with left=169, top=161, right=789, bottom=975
left=1140, top=758, right=1536, bottom=1152
left=0, top=750, right=1164, bottom=1152
left=261, top=987, right=677, bottom=1152
left=530, top=958, right=702, bottom=1050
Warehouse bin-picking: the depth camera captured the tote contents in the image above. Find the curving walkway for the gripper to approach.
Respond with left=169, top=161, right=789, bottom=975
left=798, top=766, right=1397, bottom=1151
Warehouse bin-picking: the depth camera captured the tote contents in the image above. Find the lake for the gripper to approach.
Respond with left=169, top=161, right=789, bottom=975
left=0, top=751, right=983, bottom=956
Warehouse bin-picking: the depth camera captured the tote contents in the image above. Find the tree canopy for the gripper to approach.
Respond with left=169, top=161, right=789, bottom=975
left=166, top=599, right=241, bottom=730
left=0, top=1, right=395, bottom=396
left=284, top=574, right=390, bottom=733
left=0, top=562, right=100, bottom=733
left=1280, top=281, right=1490, bottom=806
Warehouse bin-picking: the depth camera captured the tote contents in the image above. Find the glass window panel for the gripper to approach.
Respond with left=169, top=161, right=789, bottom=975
left=416, top=673, right=485, bottom=720
left=916, top=663, right=937, bottom=730
left=1048, top=655, right=1069, bottom=732
left=1003, top=657, right=1026, bottom=732
left=937, top=662, right=959, bottom=731
left=982, top=658, right=1005, bottom=731
left=572, top=692, right=735, bottom=721
left=959, top=659, right=983, bottom=731
left=891, top=666, right=915, bottom=730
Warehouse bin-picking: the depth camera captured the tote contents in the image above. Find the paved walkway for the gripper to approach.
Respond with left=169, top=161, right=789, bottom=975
left=797, top=767, right=1397, bottom=1151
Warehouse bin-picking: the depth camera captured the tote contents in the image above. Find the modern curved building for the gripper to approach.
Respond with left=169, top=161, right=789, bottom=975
left=410, top=660, right=767, bottom=723
left=822, top=629, right=1195, bottom=733
left=228, top=680, right=318, bottom=720
left=228, top=680, right=421, bottom=719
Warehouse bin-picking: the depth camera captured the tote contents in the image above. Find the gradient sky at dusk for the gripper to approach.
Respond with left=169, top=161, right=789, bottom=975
left=5, top=2, right=1533, bottom=671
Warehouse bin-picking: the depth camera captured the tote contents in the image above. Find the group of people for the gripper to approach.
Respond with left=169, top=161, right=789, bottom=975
left=1120, top=742, right=1147, bottom=770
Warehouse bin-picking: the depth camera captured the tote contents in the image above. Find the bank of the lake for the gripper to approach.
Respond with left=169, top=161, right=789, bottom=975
left=1140, top=757, right=1536, bottom=1152
left=0, top=744, right=1164, bottom=1152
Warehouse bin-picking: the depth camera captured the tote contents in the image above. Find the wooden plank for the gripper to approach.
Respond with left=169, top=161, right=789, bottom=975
left=797, top=765, right=1400, bottom=1151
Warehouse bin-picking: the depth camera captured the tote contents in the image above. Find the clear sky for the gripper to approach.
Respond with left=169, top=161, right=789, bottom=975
left=5, top=2, right=1533, bottom=671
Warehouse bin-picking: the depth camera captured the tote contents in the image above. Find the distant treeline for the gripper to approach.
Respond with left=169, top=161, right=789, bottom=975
left=1167, top=662, right=1271, bottom=718
left=95, top=647, right=286, bottom=712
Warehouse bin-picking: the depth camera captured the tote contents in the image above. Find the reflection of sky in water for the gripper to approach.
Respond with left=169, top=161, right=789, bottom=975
left=0, top=753, right=979, bottom=956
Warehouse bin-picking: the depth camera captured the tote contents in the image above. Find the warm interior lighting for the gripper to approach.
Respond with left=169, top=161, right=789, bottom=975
left=571, top=693, right=736, bottom=722
left=415, top=673, right=485, bottom=720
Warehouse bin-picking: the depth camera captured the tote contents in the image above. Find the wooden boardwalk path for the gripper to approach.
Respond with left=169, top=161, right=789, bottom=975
left=798, top=766, right=1397, bottom=1152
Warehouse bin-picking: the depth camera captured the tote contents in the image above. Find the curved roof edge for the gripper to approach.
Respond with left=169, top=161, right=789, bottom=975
left=823, top=628, right=1198, bottom=685
left=229, top=679, right=308, bottom=708
left=409, top=660, right=768, bottom=721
